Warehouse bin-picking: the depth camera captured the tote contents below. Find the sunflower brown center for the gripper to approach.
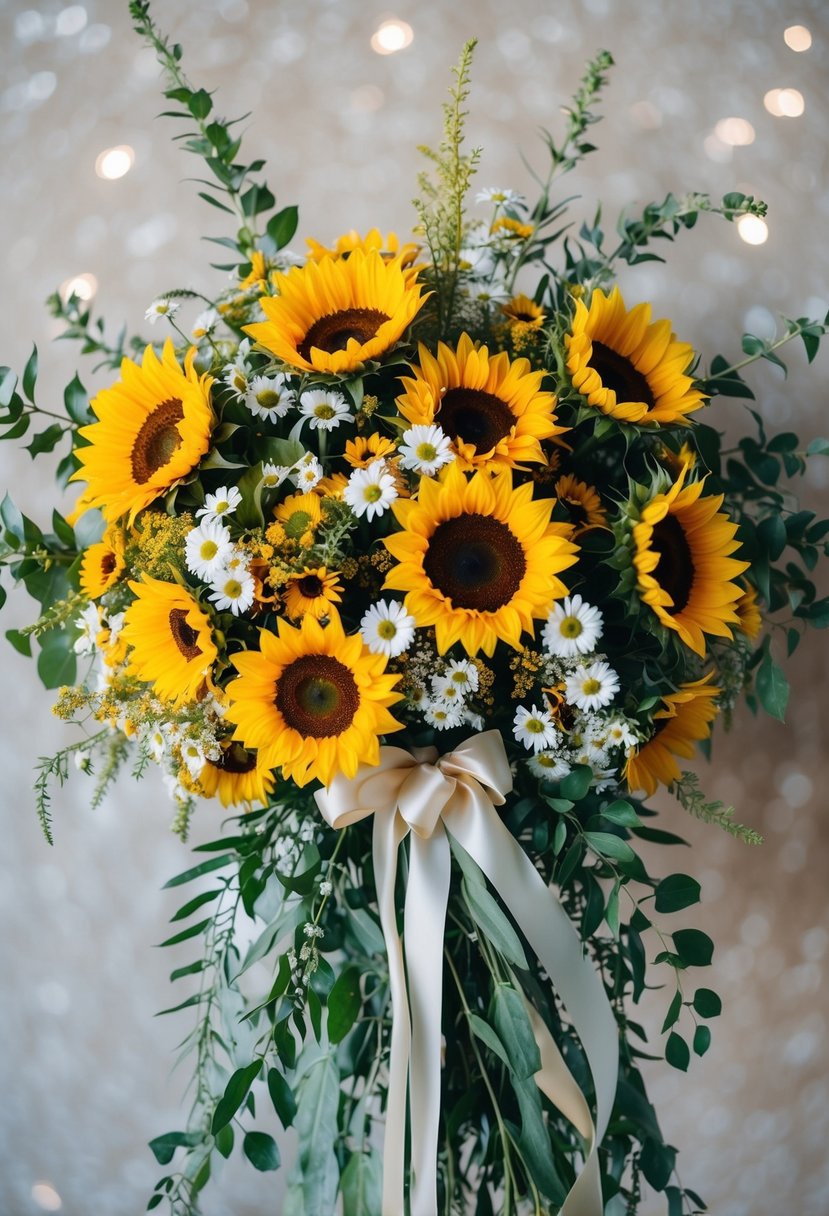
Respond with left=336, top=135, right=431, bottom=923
left=297, top=574, right=324, bottom=599
left=650, top=514, right=694, bottom=613
left=423, top=513, right=526, bottom=612
left=438, top=388, right=515, bottom=453
left=589, top=342, right=655, bottom=409
left=101, top=552, right=117, bottom=576
left=169, top=608, right=203, bottom=660
left=299, top=309, right=390, bottom=361
left=216, top=742, right=257, bottom=774
left=275, top=655, right=360, bottom=738
left=131, top=398, right=185, bottom=484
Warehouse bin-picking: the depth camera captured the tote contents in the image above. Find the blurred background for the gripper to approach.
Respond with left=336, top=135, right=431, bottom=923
left=0, top=0, right=827, bottom=1213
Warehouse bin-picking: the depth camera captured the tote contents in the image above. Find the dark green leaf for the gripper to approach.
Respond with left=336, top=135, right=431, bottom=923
left=665, top=1031, right=690, bottom=1072
left=268, top=1067, right=297, bottom=1128
left=170, top=888, right=222, bottom=922
left=693, top=1025, right=712, bottom=1056
left=491, top=984, right=541, bottom=1080
left=673, top=928, right=714, bottom=967
left=26, top=424, right=65, bottom=458
left=22, top=344, right=38, bottom=402
left=6, top=628, right=32, bottom=658
left=600, top=799, right=641, bottom=827
left=654, top=874, right=701, bottom=913
left=243, top=1130, right=280, bottom=1172
left=148, top=1131, right=201, bottom=1165
left=327, top=965, right=362, bottom=1044
left=583, top=831, right=635, bottom=863
left=37, top=631, right=76, bottom=689
left=692, top=988, right=722, bottom=1018
left=559, top=764, right=592, bottom=800
left=188, top=88, right=213, bottom=119
left=267, top=205, right=299, bottom=249
left=157, top=918, right=212, bottom=948
left=640, top=1136, right=677, bottom=1190
left=211, top=1060, right=262, bottom=1134
left=661, top=990, right=682, bottom=1033
left=513, top=1078, right=567, bottom=1203
left=468, top=1012, right=510, bottom=1068
left=756, top=646, right=789, bottom=721
left=215, top=1124, right=234, bottom=1159
left=556, top=837, right=583, bottom=886
left=462, top=877, right=528, bottom=969
left=163, top=854, right=235, bottom=888
left=63, top=373, right=92, bottom=424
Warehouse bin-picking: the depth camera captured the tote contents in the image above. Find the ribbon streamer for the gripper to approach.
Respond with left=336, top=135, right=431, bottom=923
left=316, top=731, right=618, bottom=1216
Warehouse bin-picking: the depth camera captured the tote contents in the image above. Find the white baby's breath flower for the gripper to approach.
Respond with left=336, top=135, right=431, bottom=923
left=191, top=307, right=219, bottom=339
left=565, top=661, right=620, bottom=712
left=343, top=459, right=398, bottom=520
left=184, top=519, right=234, bottom=579
left=319, top=879, right=333, bottom=897
left=398, top=424, right=455, bottom=476
left=290, top=452, right=323, bottom=491
left=423, top=701, right=464, bottom=731
left=208, top=565, right=255, bottom=615
left=360, top=599, right=416, bottom=657
left=527, top=752, right=572, bottom=781
left=513, top=705, right=559, bottom=753
left=542, top=594, right=604, bottom=658
left=145, top=297, right=179, bottom=324
left=298, top=388, right=352, bottom=431
left=196, top=485, right=242, bottom=522
left=245, top=373, right=295, bottom=420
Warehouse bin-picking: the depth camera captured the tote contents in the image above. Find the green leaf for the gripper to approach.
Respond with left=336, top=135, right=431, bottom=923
left=6, top=628, right=32, bottom=658
left=215, top=1123, right=234, bottom=1159
left=268, top=1067, right=297, bottom=1128
left=26, top=423, right=65, bottom=458
left=327, top=965, right=362, bottom=1044
left=556, top=837, right=583, bottom=886
left=673, top=928, right=714, bottom=967
left=756, top=645, right=789, bottom=721
left=661, top=990, right=682, bottom=1033
left=22, top=344, right=38, bottom=402
left=468, top=1012, right=511, bottom=1068
left=157, top=918, right=212, bottom=948
left=283, top=1054, right=340, bottom=1216
left=692, top=987, right=722, bottom=1018
left=806, top=437, right=829, bottom=457
left=170, top=888, right=221, bottom=922
left=583, top=831, right=635, bottom=863
left=552, top=819, right=567, bottom=855
left=654, top=873, right=701, bottom=913
left=513, top=1077, right=567, bottom=1203
left=268, top=205, right=299, bottom=249
left=163, top=854, right=235, bottom=888
left=757, top=513, right=787, bottom=561
left=693, top=1024, right=712, bottom=1056
left=0, top=367, right=18, bottom=408
left=462, top=877, right=528, bottom=969
left=640, top=1136, right=677, bottom=1190
left=340, top=1150, right=382, bottom=1216
left=243, top=1130, right=280, bottom=1172
left=188, top=88, right=213, bottom=119
left=665, top=1031, right=690, bottom=1072
left=63, top=373, right=92, bottom=425
left=36, top=630, right=76, bottom=690
left=211, top=1060, right=262, bottom=1134
left=604, top=882, right=620, bottom=939
left=491, top=984, right=541, bottom=1080
left=600, top=799, right=641, bottom=827
left=559, top=764, right=592, bottom=800
left=148, top=1131, right=201, bottom=1165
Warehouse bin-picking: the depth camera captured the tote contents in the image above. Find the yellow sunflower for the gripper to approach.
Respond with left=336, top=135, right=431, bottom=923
left=344, top=434, right=398, bottom=468
left=633, top=465, right=749, bottom=657
left=396, top=333, right=565, bottom=472
left=625, top=673, right=720, bottom=797
left=225, top=613, right=403, bottom=788
left=306, top=228, right=419, bottom=269
left=244, top=249, right=427, bottom=376
left=734, top=582, right=762, bottom=640
left=565, top=287, right=705, bottom=425
left=198, top=742, right=274, bottom=808
left=274, top=492, right=323, bottom=540
left=121, top=576, right=218, bottom=707
left=283, top=567, right=343, bottom=620
left=554, top=474, right=607, bottom=533
left=80, top=526, right=126, bottom=598
left=69, top=340, right=214, bottom=525
left=500, top=294, right=546, bottom=329
left=383, top=463, right=578, bottom=656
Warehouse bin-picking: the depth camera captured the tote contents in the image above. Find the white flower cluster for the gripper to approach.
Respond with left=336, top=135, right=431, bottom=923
left=415, top=657, right=483, bottom=732
left=185, top=486, right=255, bottom=615
left=222, top=340, right=355, bottom=434
left=360, top=599, right=416, bottom=658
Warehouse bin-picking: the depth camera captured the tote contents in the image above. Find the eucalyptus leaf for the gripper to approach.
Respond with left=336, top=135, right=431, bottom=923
left=462, top=877, right=528, bottom=970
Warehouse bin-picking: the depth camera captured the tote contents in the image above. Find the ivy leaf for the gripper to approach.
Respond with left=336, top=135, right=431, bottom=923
left=654, top=874, right=701, bottom=913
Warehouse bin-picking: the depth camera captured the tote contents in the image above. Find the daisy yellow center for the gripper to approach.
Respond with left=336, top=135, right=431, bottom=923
left=275, top=655, right=360, bottom=738
left=560, top=615, right=583, bottom=638
left=257, top=389, right=282, bottom=409
left=232, top=372, right=248, bottom=392
left=537, top=754, right=556, bottom=767
left=364, top=485, right=383, bottom=503
left=526, top=718, right=546, bottom=734
left=299, top=308, right=390, bottom=361
left=589, top=341, right=655, bottom=408
left=438, top=388, right=515, bottom=453
left=200, top=540, right=219, bottom=561
left=582, top=678, right=602, bottom=696
left=284, top=510, right=313, bottom=538
left=168, top=608, right=203, bottom=660
left=297, top=574, right=324, bottom=599
left=377, top=620, right=398, bottom=639
left=416, top=442, right=438, bottom=462
left=451, top=672, right=469, bottom=685
left=130, top=398, right=184, bottom=484
left=423, top=513, right=526, bottom=612
left=215, top=500, right=230, bottom=514
left=650, top=514, right=694, bottom=613
left=314, top=404, right=336, bottom=420
left=223, top=579, right=243, bottom=599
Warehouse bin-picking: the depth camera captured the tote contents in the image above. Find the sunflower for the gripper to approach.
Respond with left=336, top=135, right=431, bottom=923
left=225, top=613, right=403, bottom=788
left=384, top=463, right=578, bottom=657
left=198, top=742, right=275, bottom=808
left=306, top=228, right=419, bottom=269
left=734, top=581, right=762, bottom=640
left=565, top=287, right=705, bottom=425
left=396, top=333, right=565, bottom=472
left=69, top=340, right=214, bottom=525
left=633, top=465, right=749, bottom=657
left=274, top=492, right=323, bottom=540
left=244, top=249, right=427, bottom=376
left=500, top=294, right=546, bottom=329
left=121, top=576, right=218, bottom=706
left=283, top=567, right=343, bottom=620
left=625, top=673, right=720, bottom=797
left=344, top=434, right=398, bottom=468
left=80, top=526, right=126, bottom=598
left=554, top=474, right=607, bottom=533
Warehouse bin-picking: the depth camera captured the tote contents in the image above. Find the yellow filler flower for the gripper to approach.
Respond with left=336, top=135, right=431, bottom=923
left=625, top=673, right=720, bottom=796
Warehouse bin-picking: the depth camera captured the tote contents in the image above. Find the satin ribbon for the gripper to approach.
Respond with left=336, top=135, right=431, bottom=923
left=315, top=730, right=618, bottom=1216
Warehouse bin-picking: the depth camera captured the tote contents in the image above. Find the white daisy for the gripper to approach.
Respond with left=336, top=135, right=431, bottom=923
left=180, top=738, right=206, bottom=778
left=463, top=709, right=485, bottom=732
left=527, top=752, right=572, bottom=781
left=289, top=452, right=323, bottom=491
left=245, top=373, right=295, bottom=421
left=430, top=674, right=465, bottom=704
left=513, top=704, right=559, bottom=753
left=191, top=308, right=219, bottom=339
left=542, top=594, right=604, bottom=658
left=146, top=725, right=167, bottom=762
left=261, top=462, right=293, bottom=490
left=591, top=766, right=619, bottom=793
left=162, top=771, right=189, bottom=805
left=343, top=459, right=398, bottom=520
left=74, top=602, right=102, bottom=654
left=564, top=661, right=620, bottom=712
left=444, top=658, right=479, bottom=694
left=145, top=297, right=180, bottom=325
left=605, top=718, right=639, bottom=750
left=196, top=485, right=242, bottom=522
left=423, top=701, right=464, bottom=731
left=475, top=187, right=525, bottom=207
left=223, top=339, right=253, bottom=396
left=185, top=519, right=234, bottom=580
left=298, top=388, right=352, bottom=431
left=360, top=599, right=416, bottom=658
left=208, top=566, right=256, bottom=616
left=398, top=424, right=455, bottom=476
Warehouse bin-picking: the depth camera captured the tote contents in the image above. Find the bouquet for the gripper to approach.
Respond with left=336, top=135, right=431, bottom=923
left=3, top=6, right=828, bottom=1213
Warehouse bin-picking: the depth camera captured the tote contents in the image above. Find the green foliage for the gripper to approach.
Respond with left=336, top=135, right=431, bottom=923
left=672, top=771, right=763, bottom=844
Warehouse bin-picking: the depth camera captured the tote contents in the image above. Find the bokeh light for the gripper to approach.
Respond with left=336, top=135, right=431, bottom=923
left=737, top=215, right=769, bottom=246
left=764, top=88, right=805, bottom=118
left=95, top=145, right=135, bottom=180
left=714, top=117, right=755, bottom=146
left=60, top=272, right=98, bottom=301
left=783, top=25, right=812, bottom=52
left=370, top=19, right=414, bottom=54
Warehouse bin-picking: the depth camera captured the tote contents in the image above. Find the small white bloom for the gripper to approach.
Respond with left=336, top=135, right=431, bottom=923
left=475, top=187, right=525, bottom=207
left=423, top=700, right=464, bottom=730
left=591, top=766, right=619, bottom=793
left=162, top=771, right=188, bottom=805
left=527, top=752, right=572, bottom=781
left=261, top=461, right=293, bottom=489
left=222, top=339, right=252, bottom=396
left=74, top=603, right=102, bottom=654
left=360, top=599, right=416, bottom=657
left=196, top=485, right=242, bottom=522
left=319, top=879, right=333, bottom=897
left=191, top=307, right=219, bottom=339
left=298, top=388, right=352, bottom=431
left=289, top=452, right=323, bottom=491
left=145, top=297, right=179, bottom=324
left=343, top=459, right=398, bottom=520
left=605, top=718, right=639, bottom=750
left=444, top=658, right=479, bottom=694
left=463, top=709, right=486, bottom=732
left=245, top=373, right=295, bottom=421
left=430, top=673, right=465, bottom=704
left=565, top=661, right=620, bottom=712
left=398, top=424, right=455, bottom=476
left=513, top=704, right=560, bottom=753
left=180, top=739, right=206, bottom=778
left=542, top=594, right=604, bottom=658
left=74, top=749, right=91, bottom=773
left=185, top=519, right=234, bottom=579
left=146, top=726, right=166, bottom=761
left=209, top=565, right=256, bottom=615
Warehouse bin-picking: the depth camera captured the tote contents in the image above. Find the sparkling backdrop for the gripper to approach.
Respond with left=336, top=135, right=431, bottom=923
left=0, top=1, right=827, bottom=1213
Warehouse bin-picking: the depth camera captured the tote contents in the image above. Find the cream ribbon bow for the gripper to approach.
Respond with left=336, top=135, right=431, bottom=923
left=315, top=730, right=618, bottom=1216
